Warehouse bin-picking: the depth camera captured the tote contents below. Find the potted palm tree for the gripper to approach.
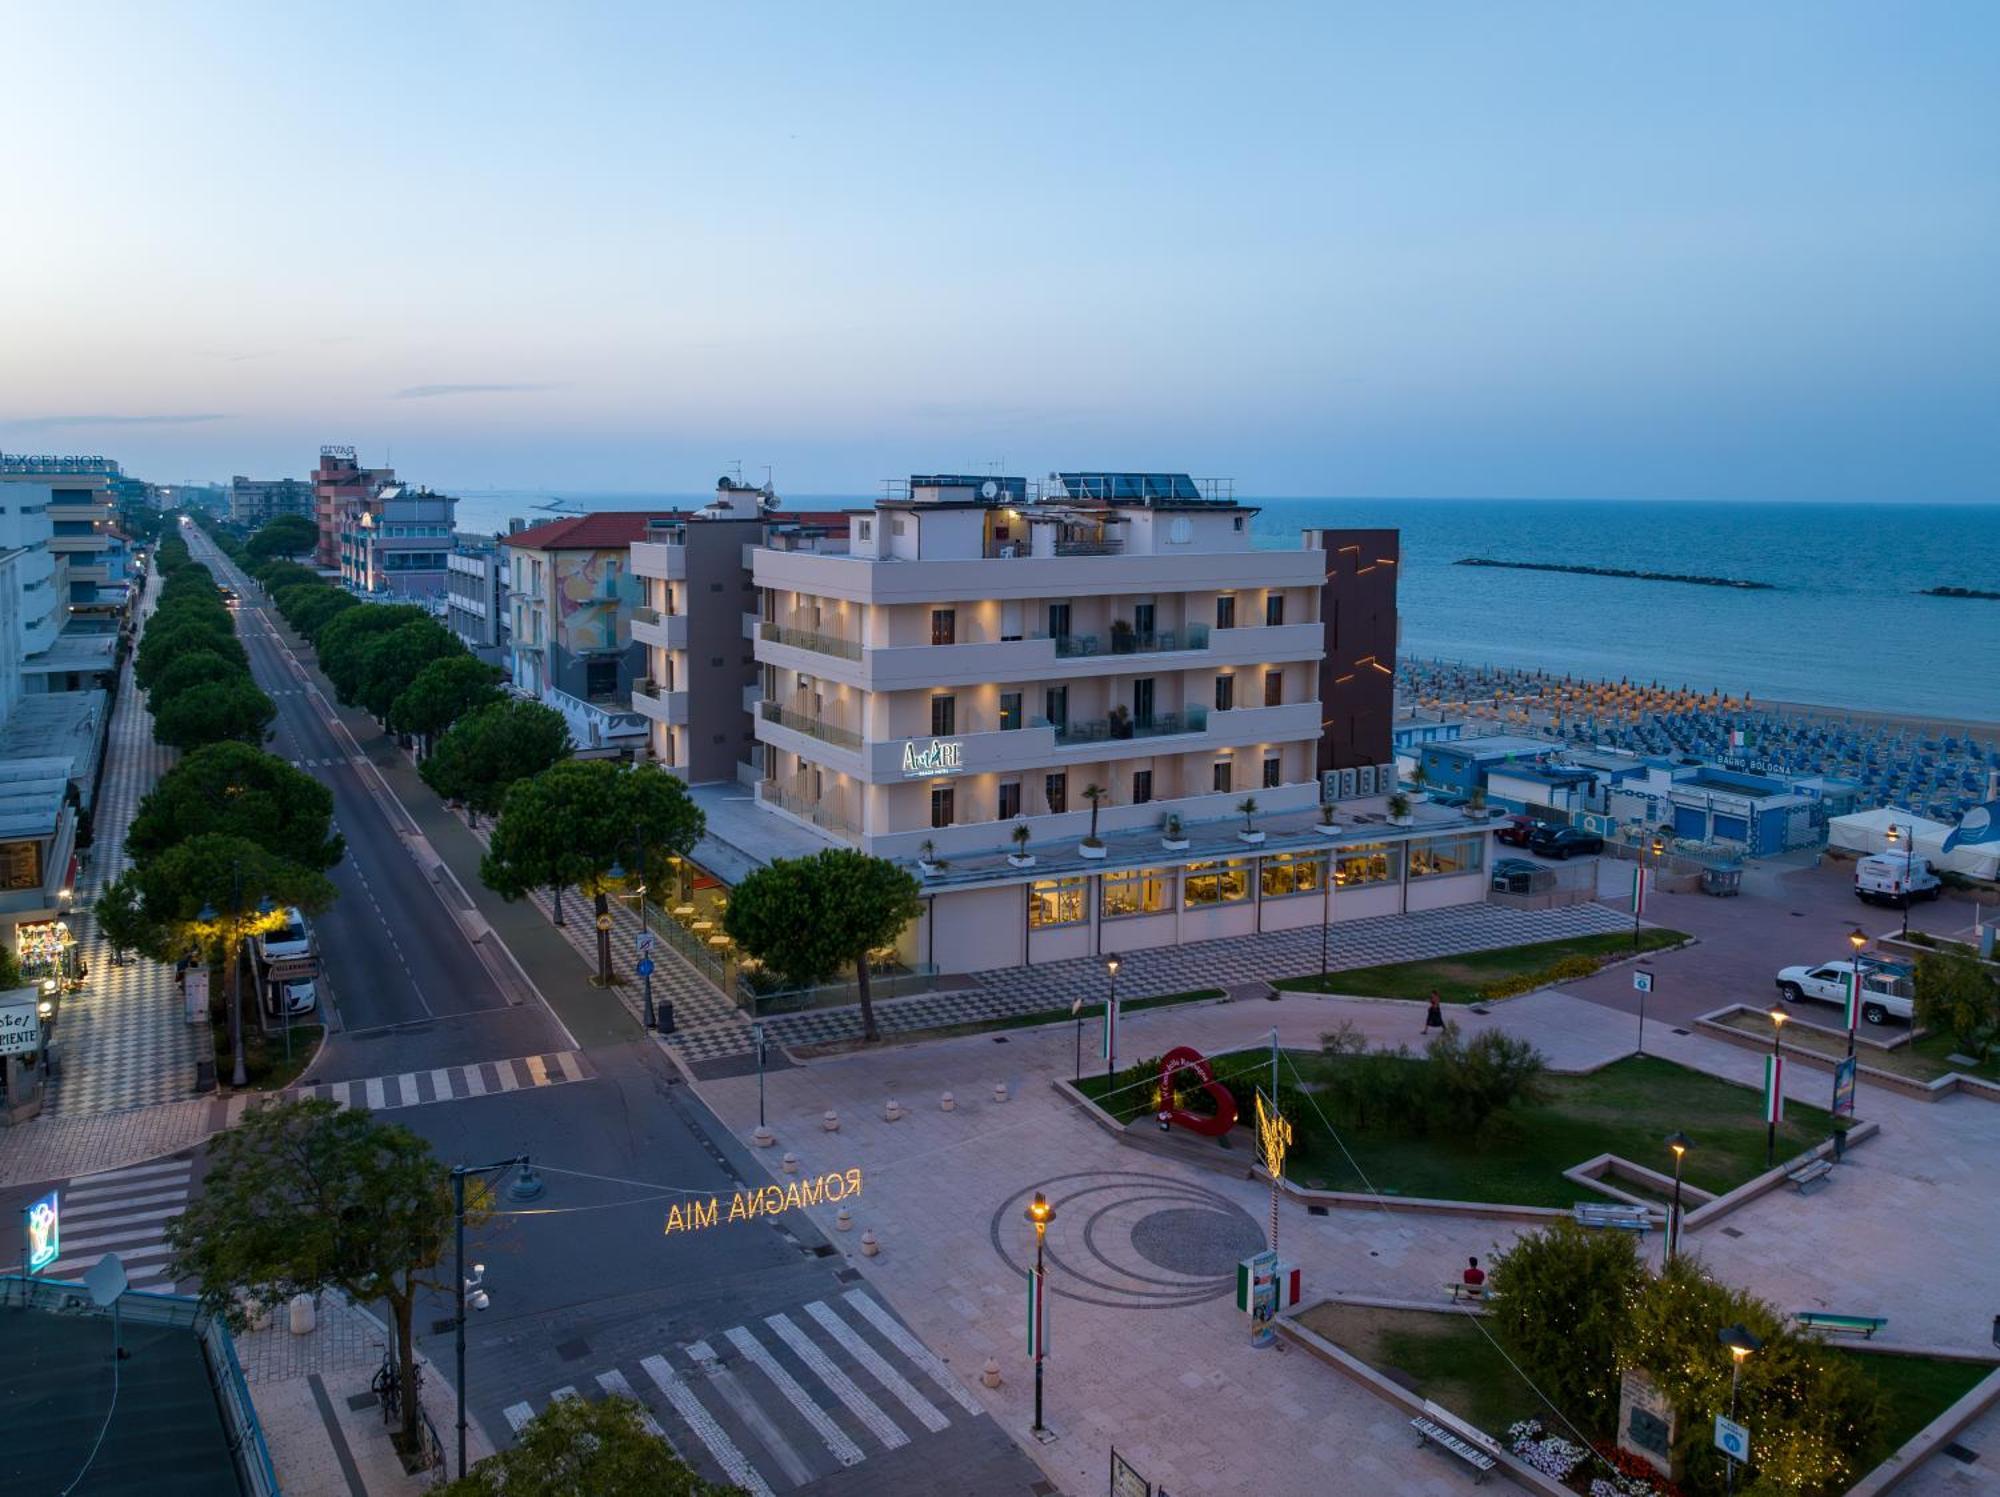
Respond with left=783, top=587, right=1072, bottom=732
left=1161, top=812, right=1189, bottom=852
left=1409, top=763, right=1430, bottom=803
left=1466, top=786, right=1491, bottom=819
left=916, top=838, right=945, bottom=877
left=1387, top=792, right=1414, bottom=826
left=1079, top=784, right=1109, bottom=857
left=1237, top=797, right=1265, bottom=845
left=1008, top=821, right=1035, bottom=868
left=1314, top=800, right=1341, bottom=836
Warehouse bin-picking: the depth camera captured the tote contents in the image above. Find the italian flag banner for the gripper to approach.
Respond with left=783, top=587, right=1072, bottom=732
left=1101, top=995, right=1118, bottom=1061
left=1632, top=865, right=1646, bottom=917
left=1845, top=971, right=1861, bottom=1034
left=1763, top=1054, right=1785, bottom=1123
left=1026, top=1268, right=1047, bottom=1357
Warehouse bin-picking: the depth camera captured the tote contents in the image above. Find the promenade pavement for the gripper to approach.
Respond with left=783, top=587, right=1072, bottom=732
left=685, top=982, right=2000, bottom=1496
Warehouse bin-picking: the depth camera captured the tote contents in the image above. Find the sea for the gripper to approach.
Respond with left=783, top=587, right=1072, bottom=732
left=456, top=492, right=1999, bottom=726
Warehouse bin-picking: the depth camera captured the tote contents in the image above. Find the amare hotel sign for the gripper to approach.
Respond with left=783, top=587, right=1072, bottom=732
left=901, top=738, right=965, bottom=777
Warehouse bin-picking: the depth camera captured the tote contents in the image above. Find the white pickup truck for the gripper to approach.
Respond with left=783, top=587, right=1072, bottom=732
left=1774, top=960, right=1914, bottom=1025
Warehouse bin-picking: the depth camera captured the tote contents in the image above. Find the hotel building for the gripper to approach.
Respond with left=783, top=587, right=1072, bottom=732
left=745, top=473, right=1486, bottom=973
left=312, top=446, right=395, bottom=569
left=336, top=482, right=457, bottom=598
left=229, top=474, right=313, bottom=528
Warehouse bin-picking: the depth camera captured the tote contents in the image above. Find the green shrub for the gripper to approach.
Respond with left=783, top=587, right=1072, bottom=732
left=1487, top=1221, right=1644, bottom=1437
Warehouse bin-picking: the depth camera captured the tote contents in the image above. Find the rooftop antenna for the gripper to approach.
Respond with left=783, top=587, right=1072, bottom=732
left=760, top=464, right=774, bottom=492
left=729, top=460, right=744, bottom=483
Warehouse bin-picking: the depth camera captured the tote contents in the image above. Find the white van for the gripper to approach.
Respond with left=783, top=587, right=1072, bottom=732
left=1854, top=854, right=1942, bottom=908
left=256, top=907, right=316, bottom=964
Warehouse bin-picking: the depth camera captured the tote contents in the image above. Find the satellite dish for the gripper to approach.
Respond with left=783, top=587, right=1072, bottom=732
left=84, top=1253, right=129, bottom=1306
left=980, top=480, right=1000, bottom=500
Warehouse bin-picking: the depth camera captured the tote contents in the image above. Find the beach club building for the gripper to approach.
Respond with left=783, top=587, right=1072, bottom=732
left=745, top=472, right=1491, bottom=973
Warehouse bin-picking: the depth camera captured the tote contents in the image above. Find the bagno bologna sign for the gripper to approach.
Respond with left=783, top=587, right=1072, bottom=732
left=900, top=738, right=965, bottom=776
left=664, top=1169, right=864, bottom=1236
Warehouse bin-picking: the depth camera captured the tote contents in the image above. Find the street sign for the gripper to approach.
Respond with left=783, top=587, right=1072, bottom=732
left=595, top=914, right=613, bottom=932
left=1715, top=1414, right=1750, bottom=1462
left=0, top=994, right=40, bottom=1057
left=636, top=958, right=655, bottom=978
left=26, top=1190, right=59, bottom=1273
left=1110, top=1449, right=1151, bottom=1497
left=1832, top=1054, right=1857, bottom=1117
left=1632, top=970, right=1654, bottom=995
left=636, top=930, right=656, bottom=955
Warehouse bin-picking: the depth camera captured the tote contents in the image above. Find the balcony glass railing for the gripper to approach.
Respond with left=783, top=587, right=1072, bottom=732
left=1048, top=624, right=1210, bottom=658
left=759, top=621, right=863, bottom=660
left=762, top=783, right=860, bottom=837
left=758, top=700, right=862, bottom=750
left=1054, top=537, right=1123, bottom=557
left=631, top=605, right=662, bottom=625
left=1041, top=706, right=1209, bottom=745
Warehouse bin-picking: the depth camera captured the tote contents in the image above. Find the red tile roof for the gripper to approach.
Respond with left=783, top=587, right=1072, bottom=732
left=501, top=512, right=685, bottom=550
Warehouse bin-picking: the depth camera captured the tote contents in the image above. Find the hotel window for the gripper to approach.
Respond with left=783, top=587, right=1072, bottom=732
left=1048, top=602, right=1071, bottom=640
left=857, top=519, right=872, bottom=540
left=1000, top=691, right=1022, bottom=731
left=930, top=786, right=955, bottom=828
left=1215, top=674, right=1234, bottom=712
left=1215, top=595, right=1236, bottom=630
left=1212, top=760, right=1232, bottom=793
left=1102, top=867, right=1173, bottom=920
left=1131, top=769, right=1153, bottom=805
left=1335, top=841, right=1403, bottom=888
left=1044, top=772, right=1068, bottom=814
left=1260, top=851, right=1324, bottom=899
left=1028, top=876, right=1089, bottom=928
left=1409, top=834, right=1485, bottom=880
left=998, top=782, right=1021, bottom=820
left=1044, top=685, right=1069, bottom=734
left=931, top=608, right=956, bottom=645
left=931, top=695, right=956, bottom=736
left=1265, top=594, right=1285, bottom=627
left=1264, top=670, right=1283, bottom=707
left=1263, top=755, right=1282, bottom=788
left=1184, top=859, right=1249, bottom=906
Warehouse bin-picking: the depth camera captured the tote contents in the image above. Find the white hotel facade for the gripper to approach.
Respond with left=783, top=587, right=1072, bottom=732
left=740, top=473, right=1489, bottom=974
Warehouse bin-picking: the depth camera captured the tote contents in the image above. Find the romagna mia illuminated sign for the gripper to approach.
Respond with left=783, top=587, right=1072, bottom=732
left=900, top=739, right=965, bottom=777
left=664, top=1169, right=863, bottom=1237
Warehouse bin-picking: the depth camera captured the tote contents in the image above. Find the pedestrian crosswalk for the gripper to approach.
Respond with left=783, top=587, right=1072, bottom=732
left=495, top=1289, right=985, bottom=1494
left=214, top=1050, right=594, bottom=1127
left=41, top=1155, right=196, bottom=1293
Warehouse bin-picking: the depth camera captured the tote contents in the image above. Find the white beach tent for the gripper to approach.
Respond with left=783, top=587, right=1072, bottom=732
left=1829, top=807, right=2000, bottom=881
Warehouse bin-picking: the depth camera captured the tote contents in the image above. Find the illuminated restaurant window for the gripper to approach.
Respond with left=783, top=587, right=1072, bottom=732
left=1028, top=876, right=1089, bottom=928
left=1259, top=851, right=1324, bottom=899
left=1184, top=859, right=1249, bottom=906
left=1409, top=834, right=1485, bottom=880
left=1334, top=842, right=1402, bottom=888
left=1102, top=867, right=1173, bottom=919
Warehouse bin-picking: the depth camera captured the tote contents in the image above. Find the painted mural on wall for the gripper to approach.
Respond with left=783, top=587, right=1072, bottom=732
left=555, top=550, right=638, bottom=650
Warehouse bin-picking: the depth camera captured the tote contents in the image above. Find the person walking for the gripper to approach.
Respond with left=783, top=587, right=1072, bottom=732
left=1424, top=990, right=1446, bottom=1033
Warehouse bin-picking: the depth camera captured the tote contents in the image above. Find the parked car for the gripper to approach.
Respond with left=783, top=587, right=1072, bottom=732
left=1854, top=853, right=1943, bottom=907
left=1526, top=825, right=1605, bottom=860
left=1490, top=857, right=1544, bottom=893
left=1494, top=815, right=1545, bottom=848
left=267, top=976, right=319, bottom=1018
left=1774, top=960, right=1914, bottom=1025
left=256, top=907, right=315, bottom=964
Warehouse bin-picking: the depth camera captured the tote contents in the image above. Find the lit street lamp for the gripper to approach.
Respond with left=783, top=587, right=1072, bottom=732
left=1765, top=1008, right=1788, bottom=1168
left=1718, top=1323, right=1762, bottom=1494
left=1883, top=822, right=1917, bottom=938
left=1664, top=1131, right=1691, bottom=1263
left=1103, top=957, right=1120, bottom=1082
left=1633, top=831, right=1666, bottom=953
left=1024, top=1190, right=1056, bottom=1436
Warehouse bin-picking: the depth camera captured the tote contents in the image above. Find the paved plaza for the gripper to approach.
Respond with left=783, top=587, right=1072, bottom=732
left=685, top=968, right=2000, bottom=1497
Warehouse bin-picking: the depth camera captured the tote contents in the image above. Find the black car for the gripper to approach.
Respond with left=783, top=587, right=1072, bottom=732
left=1526, top=825, right=1605, bottom=859
left=1490, top=857, right=1544, bottom=893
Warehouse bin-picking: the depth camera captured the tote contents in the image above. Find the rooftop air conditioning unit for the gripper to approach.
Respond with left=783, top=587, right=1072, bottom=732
left=1356, top=765, right=1377, bottom=796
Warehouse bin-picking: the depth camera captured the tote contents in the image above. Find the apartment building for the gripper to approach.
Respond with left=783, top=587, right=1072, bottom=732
left=0, top=482, right=63, bottom=717
left=312, top=446, right=395, bottom=569
left=337, top=483, right=457, bottom=597
left=445, top=540, right=508, bottom=661
left=1, top=454, right=124, bottom=609
left=229, top=474, right=313, bottom=528
left=748, top=472, right=1488, bottom=972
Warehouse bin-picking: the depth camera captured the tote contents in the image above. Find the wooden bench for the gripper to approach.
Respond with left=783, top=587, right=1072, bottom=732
left=1411, top=1399, right=1499, bottom=1482
left=1796, top=1311, right=1887, bottom=1339
left=1786, top=1158, right=1834, bottom=1195
left=1573, top=1202, right=1651, bottom=1233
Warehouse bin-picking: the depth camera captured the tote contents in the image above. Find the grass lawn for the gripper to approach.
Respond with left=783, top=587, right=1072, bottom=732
left=1298, top=1303, right=1540, bottom=1437
left=1832, top=1351, right=1992, bottom=1465
left=1082, top=1052, right=1833, bottom=1208
left=1275, top=928, right=1689, bottom=1003
left=1717, top=1010, right=2000, bottom=1084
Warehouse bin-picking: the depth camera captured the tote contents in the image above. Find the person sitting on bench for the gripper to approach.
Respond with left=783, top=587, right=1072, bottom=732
left=1460, top=1256, right=1486, bottom=1297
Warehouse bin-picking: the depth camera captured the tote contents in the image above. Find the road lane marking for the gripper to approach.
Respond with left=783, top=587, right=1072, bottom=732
left=840, top=1289, right=985, bottom=1415
left=764, top=1312, right=907, bottom=1451
left=365, top=1077, right=386, bottom=1108
left=595, top=1369, right=673, bottom=1448
left=461, top=1064, right=487, bottom=1097
left=722, top=1325, right=866, bottom=1467
left=496, top=1062, right=521, bottom=1092
left=641, top=1354, right=775, bottom=1497
left=429, top=1068, right=453, bottom=1103
left=682, top=1341, right=815, bottom=1486
left=524, top=1055, right=550, bottom=1086
left=553, top=1051, right=583, bottom=1082
left=802, top=1301, right=948, bottom=1433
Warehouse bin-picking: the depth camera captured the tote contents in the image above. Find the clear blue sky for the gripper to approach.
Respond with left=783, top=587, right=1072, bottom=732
left=3, top=2, right=1995, bottom=500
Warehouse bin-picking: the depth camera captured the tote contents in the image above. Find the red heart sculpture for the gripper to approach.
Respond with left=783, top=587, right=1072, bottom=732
left=1158, top=1045, right=1238, bottom=1137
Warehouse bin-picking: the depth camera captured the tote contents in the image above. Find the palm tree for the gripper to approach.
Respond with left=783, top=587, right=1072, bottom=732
left=1081, top=783, right=1107, bottom=846
left=1237, top=796, right=1260, bottom=834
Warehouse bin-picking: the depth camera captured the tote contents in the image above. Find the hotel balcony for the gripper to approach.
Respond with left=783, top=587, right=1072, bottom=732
left=628, top=540, right=686, bottom=582
left=630, top=606, right=687, bottom=651
left=632, top=679, right=689, bottom=726
left=759, top=700, right=862, bottom=750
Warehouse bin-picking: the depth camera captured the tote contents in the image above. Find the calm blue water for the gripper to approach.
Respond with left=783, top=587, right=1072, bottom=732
left=458, top=491, right=1999, bottom=723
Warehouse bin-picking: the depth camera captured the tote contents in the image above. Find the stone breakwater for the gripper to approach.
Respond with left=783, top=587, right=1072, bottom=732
left=1453, top=557, right=1774, bottom=589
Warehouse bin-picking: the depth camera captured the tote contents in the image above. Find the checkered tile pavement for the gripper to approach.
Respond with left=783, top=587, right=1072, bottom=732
left=48, top=571, right=202, bottom=1117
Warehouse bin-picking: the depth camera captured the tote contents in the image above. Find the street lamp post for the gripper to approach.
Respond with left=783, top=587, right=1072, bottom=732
left=1845, top=926, right=1868, bottom=1062
left=1319, top=846, right=1335, bottom=977
left=451, top=1156, right=545, bottom=1479
left=1718, top=1324, right=1762, bottom=1494
left=1070, top=996, right=1083, bottom=1083
left=1883, top=822, right=1918, bottom=938
left=198, top=874, right=273, bottom=1090
left=1632, top=831, right=1666, bottom=953
left=1103, top=957, right=1120, bottom=1082
left=610, top=853, right=656, bottom=1031
left=1025, top=1190, right=1055, bottom=1436
left=1665, top=1131, right=1691, bottom=1263
left=1766, top=1008, right=1788, bottom=1168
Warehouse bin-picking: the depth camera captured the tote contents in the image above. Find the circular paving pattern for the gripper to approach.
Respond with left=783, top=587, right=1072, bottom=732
left=988, top=1170, right=1266, bottom=1310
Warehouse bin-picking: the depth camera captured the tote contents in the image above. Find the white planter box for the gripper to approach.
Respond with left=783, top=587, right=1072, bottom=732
left=1079, top=842, right=1108, bottom=860
left=917, top=860, right=942, bottom=877
left=1007, top=853, right=1036, bottom=868
left=1313, top=822, right=1341, bottom=836
left=1160, top=837, right=1190, bottom=852
left=1239, top=830, right=1266, bottom=845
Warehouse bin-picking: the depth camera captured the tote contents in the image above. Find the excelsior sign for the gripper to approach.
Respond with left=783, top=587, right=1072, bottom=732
left=664, top=1169, right=864, bottom=1236
left=900, top=739, right=965, bottom=777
